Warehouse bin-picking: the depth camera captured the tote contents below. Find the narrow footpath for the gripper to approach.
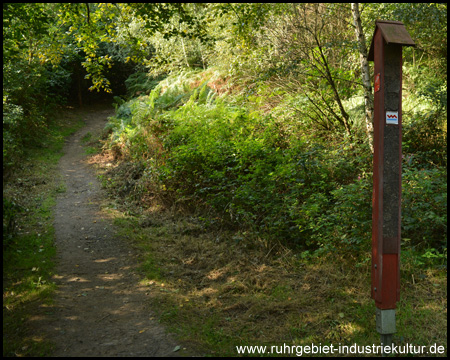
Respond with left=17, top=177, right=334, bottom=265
left=36, top=105, right=181, bottom=357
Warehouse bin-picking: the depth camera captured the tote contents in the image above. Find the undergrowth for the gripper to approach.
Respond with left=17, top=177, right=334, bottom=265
left=95, top=68, right=446, bottom=356
left=103, top=68, right=447, bottom=257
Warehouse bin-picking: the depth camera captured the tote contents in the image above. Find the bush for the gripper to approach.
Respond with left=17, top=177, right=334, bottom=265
left=402, top=164, right=447, bottom=250
left=298, top=161, right=447, bottom=255
left=297, top=173, right=372, bottom=255
left=106, top=71, right=364, bottom=246
left=3, top=101, right=25, bottom=170
left=403, top=111, right=447, bottom=168
left=3, top=197, right=22, bottom=248
left=124, top=72, right=166, bottom=98
left=3, top=59, right=72, bottom=175
left=105, top=69, right=446, bottom=254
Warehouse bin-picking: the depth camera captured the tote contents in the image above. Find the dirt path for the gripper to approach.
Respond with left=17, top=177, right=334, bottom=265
left=39, top=105, right=182, bottom=357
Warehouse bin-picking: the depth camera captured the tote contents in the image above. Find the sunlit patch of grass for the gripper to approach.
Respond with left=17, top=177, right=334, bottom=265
left=107, top=208, right=447, bottom=356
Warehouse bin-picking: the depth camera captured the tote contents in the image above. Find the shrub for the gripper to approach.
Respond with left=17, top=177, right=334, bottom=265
left=124, top=72, right=166, bottom=97
left=403, top=111, right=447, bottom=168
left=298, top=161, right=447, bottom=255
left=105, top=69, right=446, bottom=254
left=297, top=173, right=372, bottom=255
left=3, top=59, right=72, bottom=175
left=107, top=72, right=364, bottom=246
left=3, top=102, right=25, bottom=170
left=3, top=197, right=22, bottom=248
left=402, top=164, right=447, bottom=250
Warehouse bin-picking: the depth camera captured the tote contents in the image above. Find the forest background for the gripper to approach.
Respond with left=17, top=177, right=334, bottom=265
left=3, top=3, right=447, bottom=356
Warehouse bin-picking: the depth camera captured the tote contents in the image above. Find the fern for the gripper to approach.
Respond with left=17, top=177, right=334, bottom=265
left=125, top=72, right=166, bottom=97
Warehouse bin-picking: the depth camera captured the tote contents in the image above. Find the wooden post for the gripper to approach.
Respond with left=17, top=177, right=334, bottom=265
left=368, top=20, right=415, bottom=347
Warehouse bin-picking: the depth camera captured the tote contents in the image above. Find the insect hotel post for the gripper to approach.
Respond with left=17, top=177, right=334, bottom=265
left=368, top=20, right=415, bottom=347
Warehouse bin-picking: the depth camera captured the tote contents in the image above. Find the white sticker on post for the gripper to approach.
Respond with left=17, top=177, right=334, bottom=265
left=386, top=111, right=399, bottom=125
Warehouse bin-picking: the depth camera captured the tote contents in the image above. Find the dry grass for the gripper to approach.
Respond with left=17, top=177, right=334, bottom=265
left=106, top=205, right=447, bottom=356
left=90, top=147, right=447, bottom=357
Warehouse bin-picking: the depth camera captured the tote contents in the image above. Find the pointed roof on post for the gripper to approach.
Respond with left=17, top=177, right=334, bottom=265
left=368, top=20, right=415, bottom=61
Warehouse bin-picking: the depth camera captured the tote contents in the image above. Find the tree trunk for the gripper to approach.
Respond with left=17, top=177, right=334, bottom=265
left=180, top=37, right=190, bottom=68
left=351, top=3, right=374, bottom=153
left=316, top=42, right=352, bottom=140
left=77, top=62, right=83, bottom=108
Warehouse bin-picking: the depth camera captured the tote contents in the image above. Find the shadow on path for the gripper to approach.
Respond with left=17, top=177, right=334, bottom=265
left=31, top=105, right=181, bottom=357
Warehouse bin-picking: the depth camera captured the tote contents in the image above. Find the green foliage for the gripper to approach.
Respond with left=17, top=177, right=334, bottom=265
left=3, top=2, right=446, bottom=259
left=299, top=159, right=447, bottom=256
left=107, top=72, right=359, bottom=246
left=403, top=112, right=447, bottom=168
left=362, top=3, right=447, bottom=69
left=299, top=172, right=373, bottom=255
left=3, top=3, right=446, bottom=354
left=402, top=64, right=447, bottom=169
left=3, top=101, right=25, bottom=168
left=402, top=164, right=447, bottom=250
left=3, top=61, right=57, bottom=173
left=3, top=4, right=75, bottom=174
left=2, top=198, right=22, bottom=248
left=106, top=67, right=446, bottom=257
left=124, top=72, right=166, bottom=97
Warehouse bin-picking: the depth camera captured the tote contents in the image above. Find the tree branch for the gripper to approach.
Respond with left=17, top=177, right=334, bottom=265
left=85, top=3, right=90, bottom=24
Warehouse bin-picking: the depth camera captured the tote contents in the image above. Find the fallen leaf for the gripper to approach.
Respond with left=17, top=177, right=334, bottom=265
left=173, top=345, right=181, bottom=352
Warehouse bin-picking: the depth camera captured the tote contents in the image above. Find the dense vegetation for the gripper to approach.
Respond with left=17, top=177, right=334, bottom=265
left=4, top=0, right=447, bottom=270
left=3, top=3, right=447, bottom=355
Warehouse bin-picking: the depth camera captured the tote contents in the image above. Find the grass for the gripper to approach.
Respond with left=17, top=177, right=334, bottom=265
left=90, top=66, right=446, bottom=355
left=100, top=202, right=447, bottom=357
left=3, top=107, right=85, bottom=357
